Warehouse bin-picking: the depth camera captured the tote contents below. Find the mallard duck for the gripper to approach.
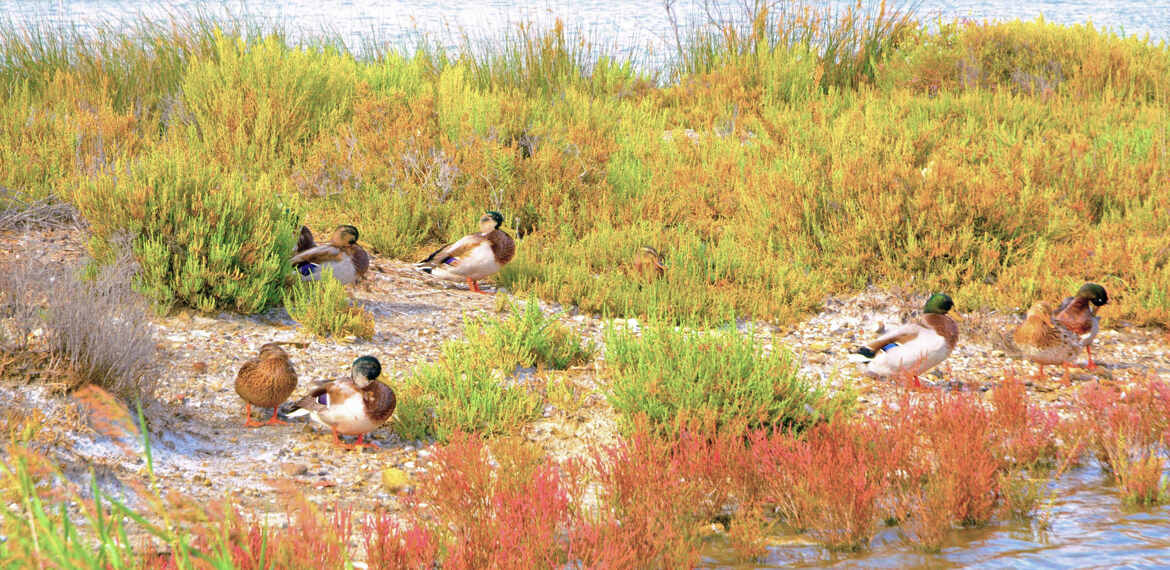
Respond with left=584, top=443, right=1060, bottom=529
left=290, top=225, right=370, bottom=285
left=1012, top=301, right=1082, bottom=381
left=235, top=343, right=298, bottom=427
left=1053, top=283, right=1108, bottom=369
left=285, top=356, right=396, bottom=449
left=855, top=293, right=959, bottom=387
left=415, top=211, right=515, bottom=294
left=631, top=246, right=667, bottom=282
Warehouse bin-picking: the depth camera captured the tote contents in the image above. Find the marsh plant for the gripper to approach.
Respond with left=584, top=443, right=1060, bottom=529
left=0, top=254, right=157, bottom=402
left=393, top=297, right=591, bottom=442
left=282, top=269, right=375, bottom=339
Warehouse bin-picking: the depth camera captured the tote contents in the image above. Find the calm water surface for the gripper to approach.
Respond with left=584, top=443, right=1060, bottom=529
left=701, top=463, right=1170, bottom=568
left=2, top=0, right=1167, bottom=65
left=5, top=0, right=1170, bottom=567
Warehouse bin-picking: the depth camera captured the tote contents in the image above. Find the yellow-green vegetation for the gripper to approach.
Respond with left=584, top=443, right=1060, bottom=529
left=605, top=323, right=853, bottom=433
left=2, top=7, right=1168, bottom=325
left=393, top=298, right=592, bottom=441
left=74, top=144, right=299, bottom=314
left=283, top=268, right=375, bottom=339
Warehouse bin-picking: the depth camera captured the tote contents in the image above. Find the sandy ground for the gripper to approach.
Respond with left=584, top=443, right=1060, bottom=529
left=2, top=225, right=1168, bottom=531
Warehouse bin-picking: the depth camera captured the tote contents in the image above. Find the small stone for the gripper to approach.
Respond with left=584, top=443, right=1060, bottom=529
left=281, top=463, right=308, bottom=477
left=381, top=468, right=410, bottom=492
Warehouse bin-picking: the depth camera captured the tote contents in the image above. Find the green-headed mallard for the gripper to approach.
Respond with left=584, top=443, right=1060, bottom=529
left=285, top=356, right=395, bottom=449
left=1053, top=283, right=1108, bottom=369
left=855, top=293, right=959, bottom=387
left=1012, top=300, right=1081, bottom=381
left=290, top=225, right=370, bottom=285
left=631, top=246, right=667, bottom=282
left=235, top=343, right=298, bottom=427
left=415, top=211, right=515, bottom=294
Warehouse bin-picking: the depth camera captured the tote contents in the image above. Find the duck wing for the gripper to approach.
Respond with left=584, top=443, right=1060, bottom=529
left=290, top=244, right=344, bottom=266
left=417, top=234, right=488, bottom=267
left=285, top=381, right=336, bottom=415
left=862, top=322, right=922, bottom=354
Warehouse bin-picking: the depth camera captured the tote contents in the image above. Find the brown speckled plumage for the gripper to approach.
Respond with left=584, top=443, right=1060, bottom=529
left=486, top=228, right=515, bottom=265
left=235, top=343, right=298, bottom=408
left=632, top=246, right=666, bottom=281
left=1013, top=301, right=1080, bottom=366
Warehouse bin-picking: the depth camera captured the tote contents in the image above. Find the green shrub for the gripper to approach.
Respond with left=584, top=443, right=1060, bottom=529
left=73, top=145, right=298, bottom=314
left=463, top=296, right=596, bottom=370
left=309, top=186, right=452, bottom=259
left=180, top=31, right=358, bottom=169
left=393, top=356, right=543, bottom=443
left=605, top=323, right=852, bottom=434
left=282, top=268, right=375, bottom=339
left=393, top=299, right=589, bottom=441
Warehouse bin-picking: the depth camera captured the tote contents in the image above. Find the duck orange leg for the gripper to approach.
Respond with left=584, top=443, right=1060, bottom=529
left=350, top=434, right=377, bottom=449
left=1085, top=346, right=1097, bottom=369
left=1032, top=364, right=1046, bottom=382
left=243, top=404, right=265, bottom=428
left=264, top=407, right=289, bottom=426
left=466, top=278, right=487, bottom=294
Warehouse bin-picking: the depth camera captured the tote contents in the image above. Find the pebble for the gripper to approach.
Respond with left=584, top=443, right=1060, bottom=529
left=281, top=463, right=308, bottom=477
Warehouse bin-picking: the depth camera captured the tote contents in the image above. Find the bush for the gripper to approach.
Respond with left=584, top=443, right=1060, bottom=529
left=1074, top=380, right=1170, bottom=505
left=0, top=255, right=157, bottom=403
left=0, top=187, right=78, bottom=231
left=463, top=297, right=595, bottom=370
left=393, top=300, right=588, bottom=441
left=283, top=269, right=375, bottom=339
left=180, top=31, right=358, bottom=169
left=73, top=145, right=299, bottom=314
left=604, top=323, right=851, bottom=433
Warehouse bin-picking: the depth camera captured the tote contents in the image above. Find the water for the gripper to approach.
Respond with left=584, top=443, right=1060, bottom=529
left=700, top=463, right=1170, bottom=568
left=1, top=0, right=1167, bottom=67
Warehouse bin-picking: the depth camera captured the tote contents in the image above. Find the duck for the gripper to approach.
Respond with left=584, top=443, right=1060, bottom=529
left=631, top=246, right=667, bottom=282
left=415, top=211, right=515, bottom=294
left=289, top=225, right=370, bottom=285
left=1011, top=301, right=1082, bottom=382
left=855, top=293, right=959, bottom=387
left=235, top=343, right=298, bottom=427
left=285, top=356, right=396, bottom=449
left=1053, top=283, right=1108, bottom=369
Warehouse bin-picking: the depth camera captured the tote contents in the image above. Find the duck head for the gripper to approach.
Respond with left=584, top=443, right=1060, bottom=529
left=330, top=225, right=360, bottom=246
left=923, top=293, right=954, bottom=315
left=479, top=211, right=504, bottom=234
left=351, top=355, right=382, bottom=388
left=1076, top=283, right=1109, bottom=307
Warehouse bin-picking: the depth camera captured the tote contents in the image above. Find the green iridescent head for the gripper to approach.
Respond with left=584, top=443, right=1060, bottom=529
left=1076, top=283, right=1108, bottom=307
left=923, top=293, right=954, bottom=315
left=351, top=355, right=382, bottom=386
